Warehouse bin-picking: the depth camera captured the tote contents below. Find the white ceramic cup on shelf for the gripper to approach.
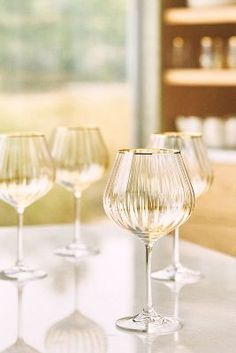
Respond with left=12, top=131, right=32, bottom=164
left=224, top=117, right=236, bottom=149
left=175, top=115, right=203, bottom=134
left=203, top=116, right=225, bottom=148
left=175, top=115, right=188, bottom=132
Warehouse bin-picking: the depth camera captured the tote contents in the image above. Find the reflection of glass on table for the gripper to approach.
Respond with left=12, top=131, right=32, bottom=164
left=1, top=284, right=42, bottom=353
left=45, top=263, right=107, bottom=353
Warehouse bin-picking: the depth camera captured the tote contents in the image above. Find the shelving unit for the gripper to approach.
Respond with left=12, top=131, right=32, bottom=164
left=162, top=1, right=236, bottom=133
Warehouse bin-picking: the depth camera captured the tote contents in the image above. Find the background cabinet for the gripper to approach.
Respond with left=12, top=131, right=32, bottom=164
left=161, top=0, right=236, bottom=256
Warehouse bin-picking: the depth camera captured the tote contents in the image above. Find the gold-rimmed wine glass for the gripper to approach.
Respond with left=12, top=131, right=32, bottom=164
left=0, top=132, right=55, bottom=282
left=148, top=132, right=213, bottom=282
left=50, top=126, right=108, bottom=259
left=103, top=148, right=195, bottom=334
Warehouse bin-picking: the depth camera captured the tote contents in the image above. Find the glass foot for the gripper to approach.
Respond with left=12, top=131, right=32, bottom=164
left=116, top=309, right=181, bottom=334
left=151, top=264, right=202, bottom=283
left=2, top=338, right=42, bottom=353
left=54, top=242, right=99, bottom=260
left=0, top=265, right=47, bottom=283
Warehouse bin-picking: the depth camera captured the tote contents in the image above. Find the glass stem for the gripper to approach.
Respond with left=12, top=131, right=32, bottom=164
left=145, top=341, right=152, bottom=353
left=74, top=193, right=81, bottom=245
left=74, top=264, right=79, bottom=311
left=17, top=285, right=23, bottom=340
left=173, top=227, right=180, bottom=269
left=16, top=208, right=24, bottom=268
left=144, top=243, right=154, bottom=314
left=173, top=290, right=180, bottom=320
left=173, top=290, right=180, bottom=342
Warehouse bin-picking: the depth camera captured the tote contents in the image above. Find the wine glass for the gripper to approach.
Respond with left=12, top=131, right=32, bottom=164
left=50, top=126, right=108, bottom=259
left=0, top=133, right=55, bottom=282
left=103, top=148, right=195, bottom=334
left=148, top=132, right=213, bottom=282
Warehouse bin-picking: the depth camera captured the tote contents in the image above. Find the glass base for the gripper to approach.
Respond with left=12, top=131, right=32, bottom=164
left=0, top=265, right=47, bottom=283
left=116, top=309, right=181, bottom=334
left=2, top=338, right=42, bottom=353
left=54, top=242, right=99, bottom=260
left=151, top=264, right=202, bottom=283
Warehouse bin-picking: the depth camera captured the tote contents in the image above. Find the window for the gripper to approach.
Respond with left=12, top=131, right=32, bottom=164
left=0, top=0, right=132, bottom=225
left=0, top=0, right=127, bottom=90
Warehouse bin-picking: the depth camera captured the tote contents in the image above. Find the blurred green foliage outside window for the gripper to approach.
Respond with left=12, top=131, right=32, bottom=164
left=0, top=0, right=126, bottom=92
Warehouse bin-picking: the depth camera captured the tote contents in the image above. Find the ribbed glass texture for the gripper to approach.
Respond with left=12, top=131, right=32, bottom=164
left=103, top=149, right=195, bottom=244
left=45, top=311, right=107, bottom=353
left=50, top=127, right=109, bottom=195
left=0, top=133, right=55, bottom=210
left=148, top=133, right=213, bottom=198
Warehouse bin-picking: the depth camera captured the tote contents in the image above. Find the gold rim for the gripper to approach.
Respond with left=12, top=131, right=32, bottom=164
left=0, top=132, right=44, bottom=138
left=152, top=132, right=202, bottom=138
left=56, top=126, right=99, bottom=131
left=118, top=148, right=180, bottom=155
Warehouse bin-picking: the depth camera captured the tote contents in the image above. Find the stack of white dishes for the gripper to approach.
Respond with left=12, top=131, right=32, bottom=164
left=176, top=115, right=236, bottom=149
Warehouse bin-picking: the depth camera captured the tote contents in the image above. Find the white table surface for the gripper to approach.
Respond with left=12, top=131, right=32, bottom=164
left=0, top=220, right=235, bottom=353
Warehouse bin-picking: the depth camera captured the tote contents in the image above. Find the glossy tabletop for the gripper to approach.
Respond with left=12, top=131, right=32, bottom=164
left=0, top=220, right=235, bottom=353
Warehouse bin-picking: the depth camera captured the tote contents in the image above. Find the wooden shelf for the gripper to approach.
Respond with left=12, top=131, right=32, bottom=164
left=164, top=6, right=236, bottom=25
left=164, top=69, right=236, bottom=86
